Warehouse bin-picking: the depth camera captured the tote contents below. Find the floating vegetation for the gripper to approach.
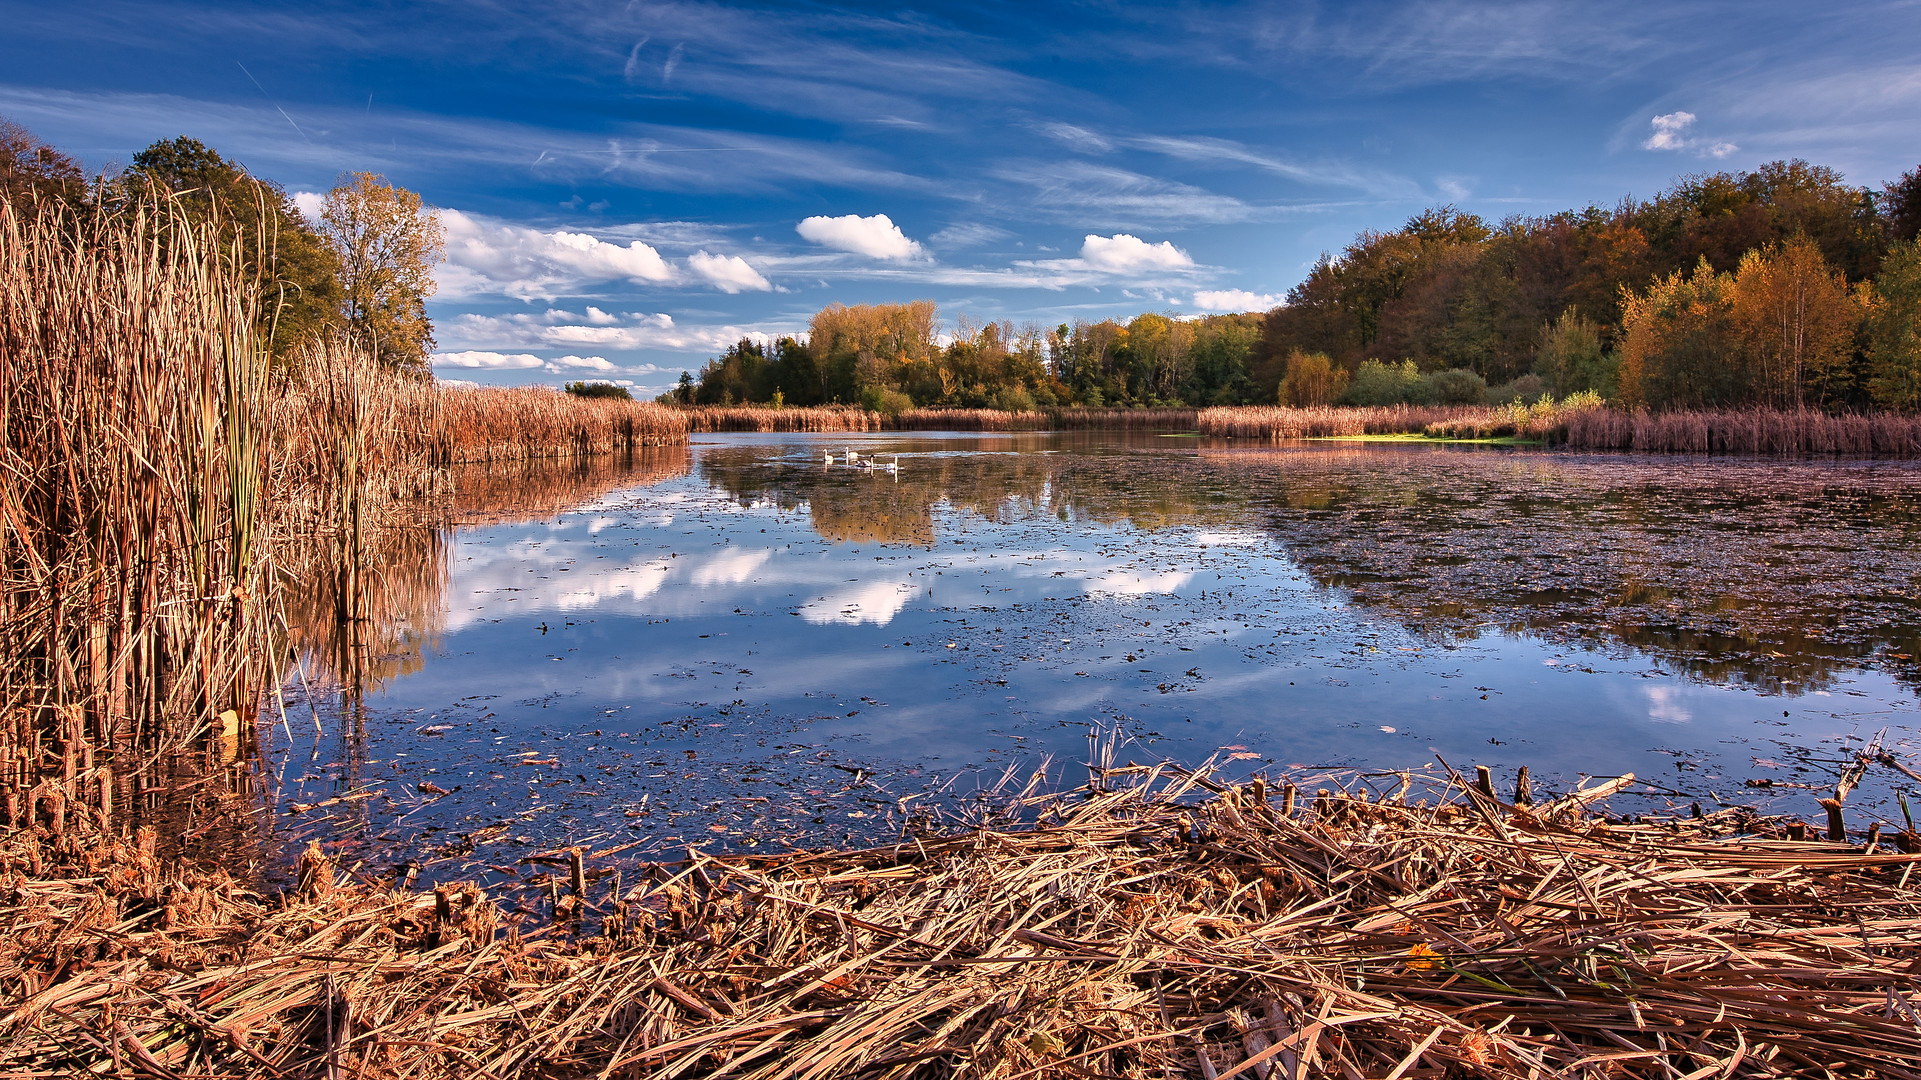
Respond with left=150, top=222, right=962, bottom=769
left=7, top=756, right=1921, bottom=1078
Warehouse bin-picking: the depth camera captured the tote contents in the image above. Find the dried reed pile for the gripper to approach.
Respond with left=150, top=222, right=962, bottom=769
left=1561, top=408, right=1921, bottom=457
left=8, top=761, right=1920, bottom=1078
left=1, top=195, right=276, bottom=827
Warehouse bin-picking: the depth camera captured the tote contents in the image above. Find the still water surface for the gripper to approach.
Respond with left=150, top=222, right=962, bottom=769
left=270, top=432, right=1921, bottom=890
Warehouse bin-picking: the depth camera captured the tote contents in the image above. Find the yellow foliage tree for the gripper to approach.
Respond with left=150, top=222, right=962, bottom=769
left=319, top=173, right=445, bottom=371
left=1729, top=235, right=1860, bottom=407
left=1277, top=350, right=1349, bottom=406
left=1618, top=259, right=1739, bottom=409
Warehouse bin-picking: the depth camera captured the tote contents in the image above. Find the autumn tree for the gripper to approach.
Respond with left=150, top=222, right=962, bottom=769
left=1867, top=240, right=1921, bottom=410
left=0, top=117, right=84, bottom=207
left=1728, top=236, right=1860, bottom=406
left=1885, top=166, right=1921, bottom=246
left=127, top=137, right=341, bottom=357
left=1277, top=350, right=1348, bottom=405
left=1618, top=259, right=1741, bottom=409
left=318, top=173, right=444, bottom=371
left=1534, top=308, right=1617, bottom=397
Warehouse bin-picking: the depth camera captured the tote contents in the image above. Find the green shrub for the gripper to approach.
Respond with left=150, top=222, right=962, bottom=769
left=1423, top=367, right=1488, bottom=405
left=563, top=381, right=632, bottom=400
left=1341, top=360, right=1425, bottom=405
left=989, top=385, right=1037, bottom=412
left=861, top=386, right=915, bottom=415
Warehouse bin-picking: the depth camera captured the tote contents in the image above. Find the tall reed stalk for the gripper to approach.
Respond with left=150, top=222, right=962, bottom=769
left=1, top=195, right=274, bottom=828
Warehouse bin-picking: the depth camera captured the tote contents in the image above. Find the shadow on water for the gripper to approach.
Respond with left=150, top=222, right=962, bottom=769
left=257, top=433, right=1921, bottom=897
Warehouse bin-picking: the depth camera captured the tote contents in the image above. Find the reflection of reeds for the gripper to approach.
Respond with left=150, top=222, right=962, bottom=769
left=2, top=196, right=276, bottom=823
left=9, top=761, right=1921, bottom=1077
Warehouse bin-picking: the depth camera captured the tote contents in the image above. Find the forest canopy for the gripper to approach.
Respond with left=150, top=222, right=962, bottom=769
left=680, top=159, right=1921, bottom=413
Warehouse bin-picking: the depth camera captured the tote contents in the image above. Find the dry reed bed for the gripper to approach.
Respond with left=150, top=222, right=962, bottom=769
left=6, top=764, right=1921, bottom=1078
left=682, top=406, right=1199, bottom=433
left=1199, top=404, right=1921, bottom=457
left=1560, top=408, right=1921, bottom=457
left=2, top=196, right=277, bottom=812
left=1195, top=404, right=1576, bottom=441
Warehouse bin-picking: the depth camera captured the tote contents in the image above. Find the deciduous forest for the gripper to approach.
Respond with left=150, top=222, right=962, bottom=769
left=682, top=159, right=1921, bottom=414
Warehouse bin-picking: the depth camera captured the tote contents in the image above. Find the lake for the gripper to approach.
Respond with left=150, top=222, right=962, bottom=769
left=266, top=432, right=1921, bottom=895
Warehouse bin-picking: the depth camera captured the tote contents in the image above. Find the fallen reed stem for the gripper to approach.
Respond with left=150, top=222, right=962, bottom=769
left=5, top=762, right=1918, bottom=1078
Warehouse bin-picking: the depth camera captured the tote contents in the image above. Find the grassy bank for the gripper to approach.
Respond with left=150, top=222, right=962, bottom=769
left=7, top=762, right=1920, bottom=1078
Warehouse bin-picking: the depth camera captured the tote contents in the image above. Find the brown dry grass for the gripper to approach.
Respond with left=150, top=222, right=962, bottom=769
left=7, top=759, right=1920, bottom=1079
left=1197, top=403, right=1586, bottom=441
left=2, top=195, right=279, bottom=813
left=1561, top=408, right=1921, bottom=456
left=682, top=406, right=1199, bottom=433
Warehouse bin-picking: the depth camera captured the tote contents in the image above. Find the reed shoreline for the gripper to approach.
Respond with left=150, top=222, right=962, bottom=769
left=7, top=759, right=1921, bottom=1078
left=9, top=188, right=1921, bottom=1079
left=674, top=402, right=1921, bottom=457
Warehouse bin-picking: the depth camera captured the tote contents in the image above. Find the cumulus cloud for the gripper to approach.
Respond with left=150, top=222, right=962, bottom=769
left=440, top=209, right=673, bottom=299
left=436, top=210, right=777, bottom=299
left=686, top=249, right=773, bottom=292
left=432, top=350, right=546, bottom=370
left=1642, top=111, right=1737, bottom=158
left=430, top=350, right=618, bottom=373
left=441, top=309, right=779, bottom=358
left=292, top=190, right=324, bottom=223
left=1078, top=233, right=1194, bottom=274
left=795, top=213, right=924, bottom=260
left=1193, top=288, right=1281, bottom=311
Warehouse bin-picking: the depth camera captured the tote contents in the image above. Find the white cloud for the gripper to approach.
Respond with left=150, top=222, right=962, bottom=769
left=584, top=306, right=619, bottom=325
left=442, top=310, right=782, bottom=358
left=687, top=250, right=773, bottom=293
left=795, top=213, right=924, bottom=260
left=429, top=350, right=621, bottom=373
left=928, top=222, right=1012, bottom=249
left=1193, top=288, right=1281, bottom=311
left=432, top=350, right=547, bottom=370
left=1078, top=233, right=1194, bottom=274
left=439, top=209, right=676, bottom=299
left=548, top=355, right=618, bottom=372
left=1642, top=111, right=1737, bottom=158
left=292, top=190, right=324, bottom=223
left=1643, top=110, right=1696, bottom=150
left=1037, top=122, right=1114, bottom=154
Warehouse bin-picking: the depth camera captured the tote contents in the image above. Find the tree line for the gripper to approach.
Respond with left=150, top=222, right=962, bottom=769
left=1, top=118, right=443, bottom=370
left=680, top=158, right=1921, bottom=413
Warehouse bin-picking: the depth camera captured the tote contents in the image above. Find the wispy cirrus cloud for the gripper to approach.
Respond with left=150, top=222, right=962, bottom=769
left=995, top=161, right=1257, bottom=228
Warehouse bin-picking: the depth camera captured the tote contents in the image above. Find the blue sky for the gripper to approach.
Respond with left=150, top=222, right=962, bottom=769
left=5, top=1, right=1919, bottom=394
